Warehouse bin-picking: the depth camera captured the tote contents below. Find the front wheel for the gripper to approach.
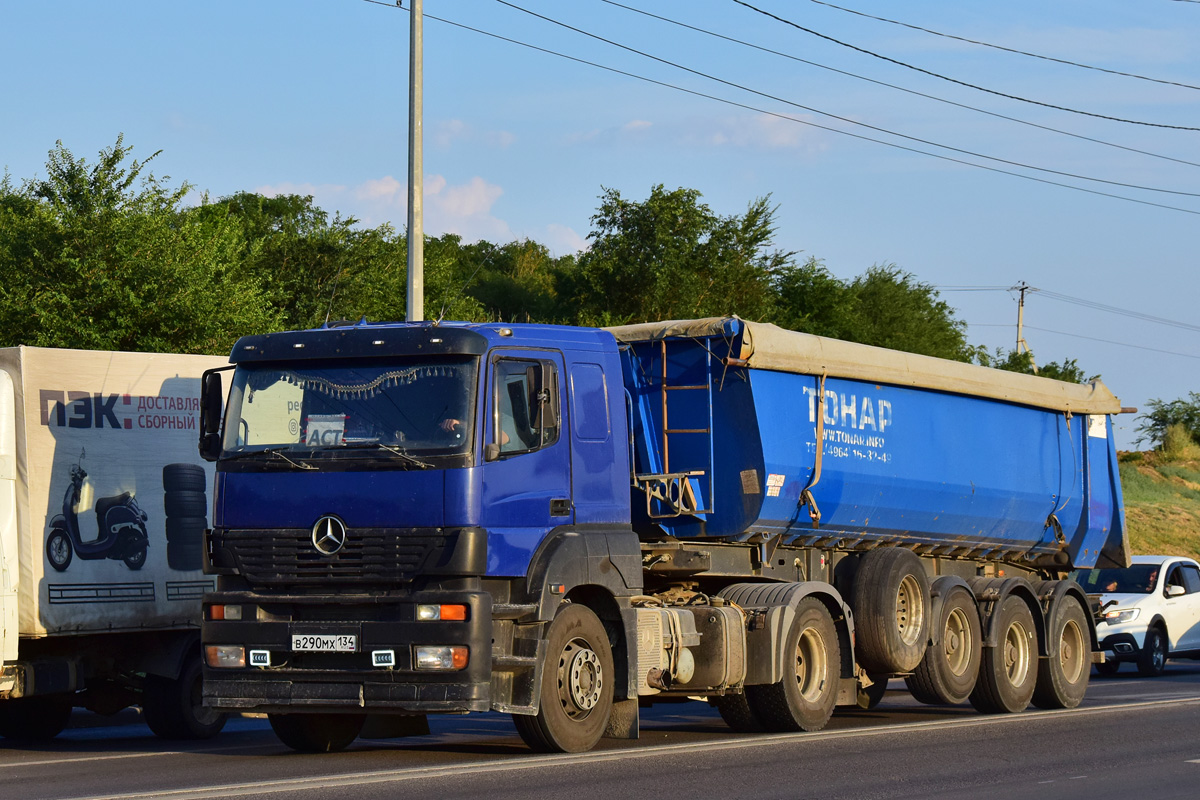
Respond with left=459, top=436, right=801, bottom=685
left=268, top=713, right=365, bottom=753
left=513, top=603, right=614, bottom=753
left=46, top=530, right=73, bottom=572
left=142, top=654, right=227, bottom=740
left=124, top=544, right=147, bottom=571
left=746, top=597, right=840, bottom=732
left=1095, top=659, right=1121, bottom=676
left=1137, top=626, right=1168, bottom=677
left=0, top=695, right=73, bottom=741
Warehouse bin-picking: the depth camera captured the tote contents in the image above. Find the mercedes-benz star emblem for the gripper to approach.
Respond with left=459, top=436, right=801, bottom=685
left=311, top=516, right=348, bottom=556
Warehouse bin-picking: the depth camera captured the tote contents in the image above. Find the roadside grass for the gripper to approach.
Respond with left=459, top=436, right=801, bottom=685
left=1119, top=451, right=1200, bottom=560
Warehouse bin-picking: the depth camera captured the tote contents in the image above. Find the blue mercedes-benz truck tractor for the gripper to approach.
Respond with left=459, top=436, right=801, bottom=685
left=198, top=316, right=1128, bottom=753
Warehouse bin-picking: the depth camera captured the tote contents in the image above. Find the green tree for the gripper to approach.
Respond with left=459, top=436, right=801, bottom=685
left=1137, top=393, right=1200, bottom=448
left=0, top=136, right=280, bottom=354
left=563, top=185, right=793, bottom=326
left=975, top=347, right=1097, bottom=383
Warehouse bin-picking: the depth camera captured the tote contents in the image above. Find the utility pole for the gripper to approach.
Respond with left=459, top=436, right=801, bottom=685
left=1014, top=281, right=1038, bottom=374
left=405, top=0, right=424, bottom=322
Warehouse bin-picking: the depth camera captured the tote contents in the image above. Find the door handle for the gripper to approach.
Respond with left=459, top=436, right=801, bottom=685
left=550, top=498, right=572, bottom=516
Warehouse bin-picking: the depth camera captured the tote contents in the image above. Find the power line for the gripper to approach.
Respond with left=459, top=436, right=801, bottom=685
left=491, top=1, right=1200, bottom=199
left=938, top=285, right=1200, bottom=333
left=804, top=0, right=1200, bottom=92
left=354, top=0, right=1200, bottom=216
left=599, top=0, right=1200, bottom=170
left=971, top=323, right=1200, bottom=361
left=730, top=0, right=1200, bottom=132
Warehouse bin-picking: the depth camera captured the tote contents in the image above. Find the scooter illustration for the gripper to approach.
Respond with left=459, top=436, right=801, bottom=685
left=45, top=449, right=149, bottom=572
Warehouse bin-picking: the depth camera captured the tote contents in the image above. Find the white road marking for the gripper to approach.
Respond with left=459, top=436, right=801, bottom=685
left=0, top=743, right=280, bottom=769
left=44, top=696, right=1200, bottom=800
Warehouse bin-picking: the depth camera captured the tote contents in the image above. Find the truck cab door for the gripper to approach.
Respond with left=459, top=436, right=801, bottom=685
left=480, top=351, right=572, bottom=576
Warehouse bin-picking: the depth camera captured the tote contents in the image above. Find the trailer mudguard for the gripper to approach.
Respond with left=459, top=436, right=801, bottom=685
left=970, top=577, right=1047, bottom=656
left=1034, top=579, right=1100, bottom=654
left=926, top=576, right=974, bottom=650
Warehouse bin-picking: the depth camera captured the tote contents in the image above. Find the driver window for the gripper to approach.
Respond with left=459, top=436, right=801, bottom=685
left=1166, top=566, right=1187, bottom=593
left=493, top=358, right=559, bottom=455
left=1181, top=565, right=1200, bottom=594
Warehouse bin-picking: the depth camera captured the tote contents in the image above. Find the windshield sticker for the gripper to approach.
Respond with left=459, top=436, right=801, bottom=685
left=305, top=414, right=347, bottom=447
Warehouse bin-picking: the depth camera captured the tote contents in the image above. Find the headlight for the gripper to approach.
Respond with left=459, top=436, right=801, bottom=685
left=414, top=646, right=468, bottom=670
left=1104, top=608, right=1141, bottom=624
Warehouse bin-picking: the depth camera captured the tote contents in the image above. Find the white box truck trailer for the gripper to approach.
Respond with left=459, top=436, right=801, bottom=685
left=0, top=346, right=227, bottom=741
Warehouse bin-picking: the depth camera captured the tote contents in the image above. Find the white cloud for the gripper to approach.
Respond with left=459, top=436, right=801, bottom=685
left=433, top=119, right=516, bottom=150
left=695, top=113, right=825, bottom=151
left=543, top=223, right=588, bottom=256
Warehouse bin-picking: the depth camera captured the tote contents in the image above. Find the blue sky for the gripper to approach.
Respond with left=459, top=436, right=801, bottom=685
left=3, top=0, right=1197, bottom=447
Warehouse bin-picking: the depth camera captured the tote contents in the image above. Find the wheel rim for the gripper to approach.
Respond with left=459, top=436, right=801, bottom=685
left=896, top=574, right=925, bottom=647
left=49, top=536, right=69, bottom=565
left=795, top=626, right=830, bottom=703
left=1059, top=618, right=1085, bottom=684
left=944, top=607, right=972, bottom=677
left=1152, top=633, right=1166, bottom=670
left=1003, top=619, right=1031, bottom=687
left=558, top=637, right=603, bottom=720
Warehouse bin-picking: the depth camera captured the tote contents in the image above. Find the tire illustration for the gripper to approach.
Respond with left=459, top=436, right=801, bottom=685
left=1032, top=595, right=1090, bottom=709
left=46, top=529, right=73, bottom=572
left=0, top=695, right=73, bottom=741
left=164, top=491, right=208, bottom=518
left=746, top=597, right=840, bottom=732
left=513, top=603, right=614, bottom=753
left=143, top=653, right=227, bottom=740
left=269, top=712, right=365, bottom=753
left=163, top=464, right=207, bottom=493
left=165, top=516, right=207, bottom=542
left=969, top=594, right=1037, bottom=714
left=906, top=585, right=982, bottom=705
left=851, top=547, right=931, bottom=673
left=167, top=538, right=203, bottom=572
left=1137, top=626, right=1168, bottom=677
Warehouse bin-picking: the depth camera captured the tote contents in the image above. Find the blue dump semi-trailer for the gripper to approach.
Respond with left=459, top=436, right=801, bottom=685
left=197, top=316, right=1128, bottom=753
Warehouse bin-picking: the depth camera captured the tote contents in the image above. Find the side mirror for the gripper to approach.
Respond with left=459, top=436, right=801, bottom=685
left=199, top=368, right=228, bottom=462
left=1167, top=584, right=1187, bottom=598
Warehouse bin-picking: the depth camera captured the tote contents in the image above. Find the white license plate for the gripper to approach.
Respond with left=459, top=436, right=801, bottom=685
left=291, top=634, right=357, bottom=653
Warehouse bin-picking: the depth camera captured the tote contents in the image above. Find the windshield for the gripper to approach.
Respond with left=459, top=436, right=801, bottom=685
left=221, top=356, right=478, bottom=460
left=1071, top=564, right=1161, bottom=594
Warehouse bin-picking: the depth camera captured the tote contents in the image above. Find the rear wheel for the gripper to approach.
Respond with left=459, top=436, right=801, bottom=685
left=906, top=585, right=982, bottom=705
left=852, top=548, right=931, bottom=673
left=513, top=603, right=614, bottom=753
left=969, top=595, right=1037, bottom=713
left=46, top=530, right=73, bottom=572
left=142, top=655, right=227, bottom=740
left=269, top=713, right=365, bottom=753
left=0, top=695, right=73, bottom=741
left=746, top=597, right=839, bottom=732
left=713, top=692, right=763, bottom=732
left=1137, top=626, right=1168, bottom=677
left=1032, top=596, right=1090, bottom=709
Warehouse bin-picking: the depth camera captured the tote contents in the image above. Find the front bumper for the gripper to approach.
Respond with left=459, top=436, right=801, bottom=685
left=202, top=589, right=492, bottom=714
left=1097, top=632, right=1144, bottom=663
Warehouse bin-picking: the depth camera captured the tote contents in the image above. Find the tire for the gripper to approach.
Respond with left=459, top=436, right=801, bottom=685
left=46, top=529, right=73, bottom=572
left=142, top=654, right=227, bottom=740
left=969, top=594, right=1037, bottom=714
left=906, top=585, right=982, bottom=705
left=851, top=547, right=931, bottom=673
left=166, top=516, right=207, bottom=543
left=269, top=713, right=365, bottom=753
left=123, top=544, right=148, bottom=571
left=1095, top=659, right=1121, bottom=676
left=713, top=692, right=763, bottom=732
left=164, top=491, right=208, bottom=518
left=163, top=464, right=207, bottom=493
left=1032, top=596, right=1091, bottom=709
left=167, top=538, right=203, bottom=572
left=0, top=695, right=73, bottom=741
left=1137, top=626, right=1168, bottom=677
left=745, top=597, right=840, bottom=732
left=513, top=603, right=614, bottom=753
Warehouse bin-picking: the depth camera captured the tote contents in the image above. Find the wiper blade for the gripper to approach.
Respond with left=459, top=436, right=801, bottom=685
left=220, top=446, right=317, bottom=470
left=338, top=441, right=434, bottom=469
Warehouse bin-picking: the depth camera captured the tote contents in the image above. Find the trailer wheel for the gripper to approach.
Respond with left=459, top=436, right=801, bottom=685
left=46, top=529, right=73, bottom=572
left=142, top=655, right=227, bottom=740
left=1032, top=595, right=1090, bottom=709
left=851, top=547, right=930, bottom=673
left=513, top=603, right=614, bottom=753
left=269, top=713, right=365, bottom=753
left=713, top=692, right=763, bottom=732
left=906, top=585, right=981, bottom=705
left=0, top=695, right=73, bottom=741
left=745, top=597, right=839, bottom=732
left=163, top=463, right=207, bottom=493
left=969, top=595, right=1037, bottom=713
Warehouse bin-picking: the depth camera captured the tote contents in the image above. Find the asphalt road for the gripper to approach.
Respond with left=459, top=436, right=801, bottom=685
left=7, top=663, right=1200, bottom=800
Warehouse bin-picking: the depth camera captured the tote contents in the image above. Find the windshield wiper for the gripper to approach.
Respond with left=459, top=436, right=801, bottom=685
left=338, top=442, right=434, bottom=469
left=220, top=446, right=318, bottom=470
